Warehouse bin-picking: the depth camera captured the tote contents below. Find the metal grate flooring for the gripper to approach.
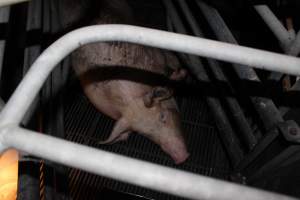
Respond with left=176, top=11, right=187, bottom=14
left=64, top=83, right=231, bottom=200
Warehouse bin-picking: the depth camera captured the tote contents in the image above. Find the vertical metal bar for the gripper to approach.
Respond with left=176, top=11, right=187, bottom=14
left=0, top=6, right=10, bottom=82
left=197, top=1, right=284, bottom=131
left=175, top=0, right=257, bottom=150
left=163, top=0, right=244, bottom=164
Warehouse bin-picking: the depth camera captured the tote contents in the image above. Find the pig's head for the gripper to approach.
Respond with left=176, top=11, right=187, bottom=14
left=132, top=87, right=189, bottom=164
left=99, top=86, right=189, bottom=164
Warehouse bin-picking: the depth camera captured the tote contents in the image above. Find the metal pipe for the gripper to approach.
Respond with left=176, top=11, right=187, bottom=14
left=196, top=2, right=284, bottom=131
left=255, top=6, right=300, bottom=80
left=288, top=31, right=300, bottom=57
left=175, top=0, right=257, bottom=150
left=254, top=5, right=293, bottom=51
left=1, top=25, right=300, bottom=126
left=0, top=126, right=296, bottom=200
left=0, top=0, right=30, bottom=7
left=269, top=31, right=300, bottom=80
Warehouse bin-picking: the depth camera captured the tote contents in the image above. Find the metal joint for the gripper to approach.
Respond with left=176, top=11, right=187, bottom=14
left=278, top=120, right=300, bottom=143
left=0, top=124, right=14, bottom=153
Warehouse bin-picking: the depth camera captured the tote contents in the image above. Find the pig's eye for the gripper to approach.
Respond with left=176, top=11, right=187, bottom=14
left=159, top=112, right=167, bottom=123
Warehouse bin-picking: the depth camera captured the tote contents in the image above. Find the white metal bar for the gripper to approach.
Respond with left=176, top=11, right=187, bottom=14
left=0, top=0, right=30, bottom=7
left=1, top=25, right=300, bottom=126
left=254, top=5, right=300, bottom=80
left=254, top=5, right=293, bottom=51
left=0, top=126, right=296, bottom=200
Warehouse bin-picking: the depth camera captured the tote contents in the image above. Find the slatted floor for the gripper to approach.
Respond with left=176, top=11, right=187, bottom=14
left=63, top=81, right=231, bottom=200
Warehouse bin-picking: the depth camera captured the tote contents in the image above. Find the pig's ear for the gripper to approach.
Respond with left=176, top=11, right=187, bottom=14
left=98, top=118, right=131, bottom=144
left=169, top=68, right=187, bottom=81
left=143, top=87, right=173, bottom=108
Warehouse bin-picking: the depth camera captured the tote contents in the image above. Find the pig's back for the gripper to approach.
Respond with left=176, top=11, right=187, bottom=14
left=72, top=41, right=169, bottom=117
left=70, top=0, right=178, bottom=119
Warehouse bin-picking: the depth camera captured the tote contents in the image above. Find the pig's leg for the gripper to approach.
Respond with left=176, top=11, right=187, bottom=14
left=108, top=132, right=130, bottom=144
left=98, top=118, right=131, bottom=144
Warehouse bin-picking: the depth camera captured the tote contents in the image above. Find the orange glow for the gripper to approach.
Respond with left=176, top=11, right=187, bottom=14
left=0, top=149, right=18, bottom=200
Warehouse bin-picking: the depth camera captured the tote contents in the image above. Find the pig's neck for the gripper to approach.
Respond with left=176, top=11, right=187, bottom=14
left=121, top=98, right=145, bottom=125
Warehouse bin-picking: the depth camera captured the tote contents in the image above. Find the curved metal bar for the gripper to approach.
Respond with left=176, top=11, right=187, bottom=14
left=0, top=126, right=296, bottom=200
left=1, top=25, right=300, bottom=125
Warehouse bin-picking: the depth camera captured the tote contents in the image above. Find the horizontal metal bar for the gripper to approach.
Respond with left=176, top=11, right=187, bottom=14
left=0, top=0, right=30, bottom=7
left=254, top=5, right=293, bottom=51
left=1, top=25, right=300, bottom=126
left=0, top=126, right=297, bottom=200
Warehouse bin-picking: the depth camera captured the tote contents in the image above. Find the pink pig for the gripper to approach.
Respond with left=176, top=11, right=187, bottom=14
left=63, top=0, right=189, bottom=164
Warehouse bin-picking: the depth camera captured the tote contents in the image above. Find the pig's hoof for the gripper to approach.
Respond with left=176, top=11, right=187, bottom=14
left=98, top=132, right=130, bottom=145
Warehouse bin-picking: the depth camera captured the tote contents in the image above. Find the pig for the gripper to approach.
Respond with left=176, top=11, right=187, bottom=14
left=61, top=0, right=189, bottom=164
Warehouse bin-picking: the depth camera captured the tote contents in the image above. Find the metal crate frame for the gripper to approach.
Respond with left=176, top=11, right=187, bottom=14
left=0, top=0, right=300, bottom=200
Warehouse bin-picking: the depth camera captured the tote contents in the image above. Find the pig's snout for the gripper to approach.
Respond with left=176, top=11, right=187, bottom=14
left=161, top=137, right=189, bottom=164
